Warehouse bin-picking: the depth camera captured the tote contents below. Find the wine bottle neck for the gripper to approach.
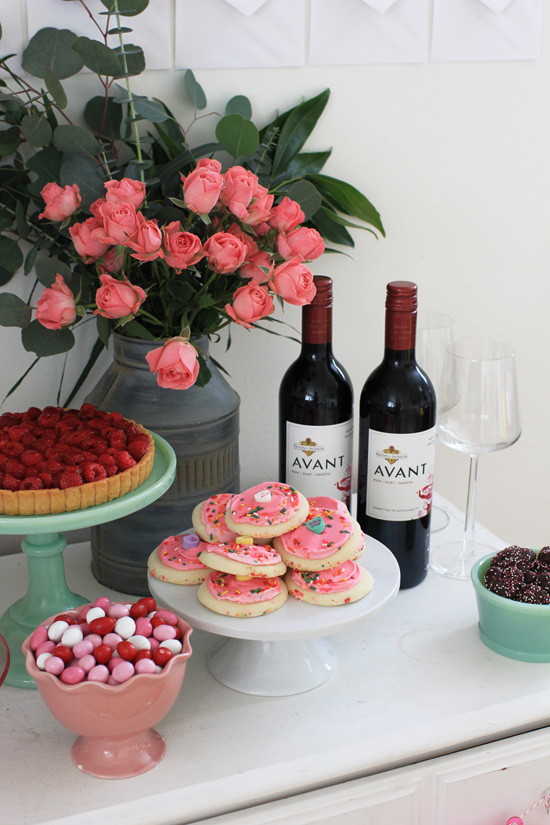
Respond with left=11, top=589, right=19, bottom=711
left=384, top=308, right=417, bottom=351
left=302, top=288, right=333, bottom=346
left=383, top=347, right=416, bottom=365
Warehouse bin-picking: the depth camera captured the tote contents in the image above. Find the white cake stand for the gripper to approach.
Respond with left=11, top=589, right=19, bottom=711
left=148, top=536, right=400, bottom=696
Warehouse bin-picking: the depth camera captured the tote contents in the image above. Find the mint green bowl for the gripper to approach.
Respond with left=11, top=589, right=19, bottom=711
left=471, top=553, right=550, bottom=662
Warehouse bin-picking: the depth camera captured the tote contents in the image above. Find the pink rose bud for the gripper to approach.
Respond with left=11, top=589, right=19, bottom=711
left=268, top=196, right=305, bottom=232
left=270, top=258, right=317, bottom=306
left=69, top=217, right=110, bottom=262
left=35, top=274, right=76, bottom=330
left=182, top=167, right=223, bottom=214
left=203, top=232, right=247, bottom=275
left=94, top=273, right=147, bottom=320
left=277, top=226, right=325, bottom=262
left=226, top=223, right=259, bottom=258
left=162, top=223, right=204, bottom=271
left=220, top=166, right=259, bottom=221
left=225, top=282, right=274, bottom=329
left=104, top=177, right=146, bottom=208
left=38, top=182, right=82, bottom=222
left=196, top=158, right=222, bottom=173
left=97, top=201, right=139, bottom=246
left=240, top=251, right=272, bottom=284
left=125, top=213, right=164, bottom=262
left=145, top=337, right=200, bottom=390
left=242, top=185, right=274, bottom=227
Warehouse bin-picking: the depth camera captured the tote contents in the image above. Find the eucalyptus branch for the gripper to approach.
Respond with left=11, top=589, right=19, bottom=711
left=112, top=1, right=144, bottom=183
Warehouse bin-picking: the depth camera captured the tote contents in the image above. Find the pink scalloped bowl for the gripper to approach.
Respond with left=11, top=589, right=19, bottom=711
left=22, top=606, right=192, bottom=779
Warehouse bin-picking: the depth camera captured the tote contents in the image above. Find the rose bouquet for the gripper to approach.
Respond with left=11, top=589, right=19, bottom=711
left=0, top=0, right=384, bottom=402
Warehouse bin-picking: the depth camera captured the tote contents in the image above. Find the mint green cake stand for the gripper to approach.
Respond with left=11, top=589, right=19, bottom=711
left=0, top=433, right=176, bottom=689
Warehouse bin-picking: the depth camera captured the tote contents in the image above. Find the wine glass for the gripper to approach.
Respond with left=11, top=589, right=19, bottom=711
left=416, top=311, right=455, bottom=533
left=430, top=339, right=521, bottom=580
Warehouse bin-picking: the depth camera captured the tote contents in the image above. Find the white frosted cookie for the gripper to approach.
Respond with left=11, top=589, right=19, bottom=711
left=198, top=571, right=288, bottom=617
left=273, top=507, right=363, bottom=571
left=225, top=482, right=309, bottom=539
left=192, top=493, right=237, bottom=543
left=285, top=561, right=373, bottom=606
left=199, top=538, right=286, bottom=578
left=147, top=532, right=210, bottom=585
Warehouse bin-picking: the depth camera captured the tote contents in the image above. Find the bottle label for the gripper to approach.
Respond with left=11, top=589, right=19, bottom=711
left=285, top=420, right=353, bottom=505
left=365, top=427, right=435, bottom=521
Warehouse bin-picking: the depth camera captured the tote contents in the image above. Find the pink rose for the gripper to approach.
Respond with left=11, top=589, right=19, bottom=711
left=220, top=166, right=259, bottom=221
left=100, top=247, right=124, bottom=274
left=240, top=251, right=272, bottom=284
left=196, top=158, right=222, bottom=173
left=69, top=217, right=110, bottom=262
left=225, top=283, right=274, bottom=329
left=90, top=198, right=107, bottom=218
left=270, top=259, right=316, bottom=306
left=182, top=167, right=223, bottom=214
left=226, top=223, right=259, bottom=258
left=277, top=226, right=325, bottom=262
left=162, top=223, right=204, bottom=270
left=104, top=177, right=146, bottom=208
left=125, top=214, right=164, bottom=262
left=35, top=275, right=76, bottom=330
left=97, top=201, right=139, bottom=246
left=38, top=182, right=82, bottom=222
left=243, top=185, right=274, bottom=227
left=145, top=337, right=200, bottom=390
left=268, top=196, right=305, bottom=232
left=94, top=274, right=146, bottom=320
left=203, top=232, right=247, bottom=274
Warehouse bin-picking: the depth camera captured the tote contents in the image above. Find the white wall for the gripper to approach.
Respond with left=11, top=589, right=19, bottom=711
left=1, top=0, right=548, bottom=552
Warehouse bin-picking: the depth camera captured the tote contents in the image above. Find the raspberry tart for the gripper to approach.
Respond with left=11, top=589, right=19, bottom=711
left=0, top=403, right=155, bottom=515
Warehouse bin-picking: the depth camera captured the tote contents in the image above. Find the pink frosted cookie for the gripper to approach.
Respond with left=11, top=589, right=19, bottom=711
left=273, top=507, right=363, bottom=571
left=285, top=560, right=373, bottom=606
left=225, top=482, right=309, bottom=539
left=307, top=496, right=349, bottom=515
left=192, top=493, right=238, bottom=543
left=148, top=532, right=210, bottom=585
left=199, top=539, right=286, bottom=578
left=198, top=571, right=288, bottom=617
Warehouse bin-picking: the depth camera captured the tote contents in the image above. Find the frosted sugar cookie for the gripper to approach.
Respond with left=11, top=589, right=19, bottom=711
left=199, top=536, right=286, bottom=578
left=307, top=496, right=349, bottom=515
left=198, top=571, right=288, bottom=617
left=225, top=482, right=309, bottom=539
left=148, top=532, right=210, bottom=585
left=285, top=560, right=373, bottom=606
left=192, top=493, right=237, bottom=543
left=273, top=507, right=363, bottom=571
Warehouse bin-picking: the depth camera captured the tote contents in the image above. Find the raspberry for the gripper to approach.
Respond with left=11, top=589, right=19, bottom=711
left=79, top=403, right=99, bottom=419
left=25, top=466, right=43, bottom=479
left=9, top=423, right=34, bottom=442
left=116, top=451, right=137, bottom=471
left=98, top=453, right=117, bottom=466
left=37, top=409, right=61, bottom=428
left=81, top=436, right=108, bottom=453
left=5, top=459, right=25, bottom=479
left=42, top=459, right=63, bottom=475
left=38, top=472, right=53, bottom=488
left=20, top=477, right=44, bottom=491
left=58, top=470, right=83, bottom=489
left=108, top=430, right=127, bottom=449
left=54, top=413, right=80, bottom=433
left=3, top=474, right=20, bottom=491
left=82, top=462, right=107, bottom=483
left=22, top=407, right=41, bottom=422
left=0, top=413, right=21, bottom=428
left=62, top=448, right=85, bottom=465
left=127, top=436, right=150, bottom=461
left=106, top=411, right=125, bottom=426
left=44, top=446, right=64, bottom=461
left=1, top=441, right=24, bottom=457
left=0, top=455, right=8, bottom=472
left=123, top=421, right=140, bottom=438
left=20, top=449, right=43, bottom=467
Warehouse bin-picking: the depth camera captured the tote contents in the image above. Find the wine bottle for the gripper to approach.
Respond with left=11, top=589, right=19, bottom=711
left=279, top=276, right=353, bottom=510
left=357, top=281, right=436, bottom=588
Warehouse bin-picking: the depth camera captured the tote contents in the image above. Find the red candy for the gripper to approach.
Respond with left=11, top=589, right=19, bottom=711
left=129, top=602, right=148, bottom=620
left=153, top=647, right=173, bottom=667
left=117, top=641, right=137, bottom=661
left=94, top=643, right=113, bottom=665
left=138, top=597, right=157, bottom=613
left=54, top=613, right=77, bottom=626
left=52, top=645, right=73, bottom=665
left=89, top=616, right=116, bottom=636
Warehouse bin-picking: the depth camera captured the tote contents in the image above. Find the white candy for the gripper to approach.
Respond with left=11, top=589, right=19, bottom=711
left=127, top=634, right=151, bottom=651
left=86, top=606, right=106, bottom=624
left=47, top=620, right=69, bottom=643
left=61, top=625, right=83, bottom=648
left=159, top=639, right=182, bottom=655
left=114, top=615, right=136, bottom=640
left=36, top=652, right=52, bottom=670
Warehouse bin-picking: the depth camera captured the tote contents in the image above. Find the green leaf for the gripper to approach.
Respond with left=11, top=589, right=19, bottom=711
left=184, top=70, right=207, bottom=111
left=0, top=266, right=14, bottom=286
left=84, top=95, right=123, bottom=140
left=60, top=155, right=106, bottom=206
left=100, top=0, right=149, bottom=16
left=72, top=37, right=121, bottom=77
left=26, top=146, right=63, bottom=185
left=113, top=43, right=145, bottom=78
left=22, top=28, right=84, bottom=79
left=22, top=320, right=75, bottom=356
left=15, top=200, right=29, bottom=240
left=119, top=319, right=156, bottom=340
left=96, top=315, right=111, bottom=348
left=271, top=89, right=330, bottom=178
left=309, top=174, right=385, bottom=236
left=133, top=98, right=170, bottom=123
left=43, top=68, right=67, bottom=110
left=286, top=180, right=322, bottom=221
left=53, top=124, right=100, bottom=157
left=216, top=115, right=259, bottom=159
left=270, top=150, right=332, bottom=188
left=0, top=126, right=21, bottom=157
left=35, top=258, right=72, bottom=287
left=0, top=293, right=33, bottom=327
left=0, top=236, right=23, bottom=273
left=21, top=114, right=52, bottom=148
left=194, top=351, right=212, bottom=388
left=24, top=245, right=39, bottom=277
left=310, top=207, right=354, bottom=247
left=225, top=95, right=252, bottom=119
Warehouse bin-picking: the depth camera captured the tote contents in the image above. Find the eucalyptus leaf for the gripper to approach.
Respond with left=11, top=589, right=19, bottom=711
left=0, top=293, right=33, bottom=327
left=225, top=95, right=252, bottom=119
left=53, top=124, right=100, bottom=157
left=35, top=258, right=72, bottom=287
left=100, top=0, right=149, bottom=16
left=0, top=236, right=23, bottom=273
left=21, top=114, right=52, bottom=148
left=133, top=98, right=170, bottom=123
left=216, top=114, right=259, bottom=159
left=22, top=28, right=84, bottom=79
left=22, top=320, right=75, bottom=356
left=184, top=70, right=207, bottom=111
left=26, top=146, right=63, bottom=184
left=120, top=319, right=156, bottom=339
left=0, top=126, right=21, bottom=157
left=72, top=37, right=121, bottom=77
left=43, top=68, right=67, bottom=110
left=60, top=155, right=106, bottom=206
left=286, top=180, right=322, bottom=221
left=24, top=245, right=39, bottom=277
left=96, top=315, right=111, bottom=348
left=84, top=95, right=123, bottom=139
left=0, top=266, right=15, bottom=286
left=15, top=200, right=29, bottom=240
left=113, top=43, right=145, bottom=78
left=271, top=89, right=330, bottom=178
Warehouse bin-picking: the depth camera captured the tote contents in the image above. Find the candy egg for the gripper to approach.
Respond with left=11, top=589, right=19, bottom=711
left=86, top=606, right=106, bottom=624
left=107, top=602, right=130, bottom=619
left=35, top=641, right=55, bottom=657
left=127, top=634, right=151, bottom=651
left=103, top=632, right=123, bottom=649
left=61, top=625, right=83, bottom=648
left=117, top=641, right=137, bottom=661
left=77, top=654, right=96, bottom=673
left=111, top=661, right=134, bottom=683
left=60, top=666, right=85, bottom=684
left=93, top=596, right=112, bottom=610
left=52, top=645, right=73, bottom=665
left=153, top=624, right=177, bottom=642
left=153, top=609, right=178, bottom=626
left=72, top=639, right=94, bottom=659
left=47, top=620, right=69, bottom=643
left=94, top=643, right=113, bottom=665
left=44, top=656, right=65, bottom=676
left=159, top=639, right=183, bottom=655
left=89, top=616, right=116, bottom=636
left=36, top=651, right=53, bottom=670
left=134, top=658, right=156, bottom=675
left=88, top=664, right=109, bottom=683
left=114, top=616, right=136, bottom=640
left=30, top=625, right=48, bottom=651
left=135, top=617, right=152, bottom=637
left=85, top=633, right=103, bottom=649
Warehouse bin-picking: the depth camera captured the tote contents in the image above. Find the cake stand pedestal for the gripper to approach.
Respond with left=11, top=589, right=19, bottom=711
left=149, top=536, right=400, bottom=696
left=0, top=433, right=176, bottom=689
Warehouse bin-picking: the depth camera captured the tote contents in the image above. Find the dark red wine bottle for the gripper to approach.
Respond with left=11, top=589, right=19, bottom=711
left=279, top=276, right=353, bottom=510
left=357, top=281, right=436, bottom=588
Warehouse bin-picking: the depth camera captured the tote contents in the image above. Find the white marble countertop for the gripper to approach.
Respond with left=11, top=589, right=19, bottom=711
left=2, top=498, right=550, bottom=825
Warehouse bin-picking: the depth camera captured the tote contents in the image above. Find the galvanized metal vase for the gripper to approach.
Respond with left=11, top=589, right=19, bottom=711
left=85, top=334, right=240, bottom=595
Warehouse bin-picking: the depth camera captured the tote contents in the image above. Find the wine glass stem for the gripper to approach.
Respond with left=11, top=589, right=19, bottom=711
left=461, top=453, right=479, bottom=561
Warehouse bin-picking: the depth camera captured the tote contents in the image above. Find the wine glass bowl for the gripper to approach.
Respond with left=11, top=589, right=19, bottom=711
left=430, top=339, right=521, bottom=580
